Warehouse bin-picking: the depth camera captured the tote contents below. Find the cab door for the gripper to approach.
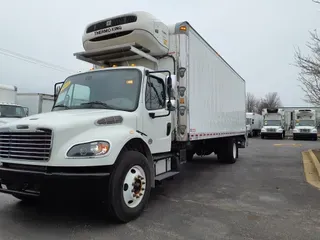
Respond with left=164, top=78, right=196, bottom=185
left=142, top=74, right=172, bottom=154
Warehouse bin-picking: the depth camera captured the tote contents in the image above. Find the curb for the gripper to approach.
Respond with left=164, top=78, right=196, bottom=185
left=308, top=149, right=320, bottom=179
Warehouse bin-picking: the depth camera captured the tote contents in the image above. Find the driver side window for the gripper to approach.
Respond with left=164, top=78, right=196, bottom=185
left=145, top=76, right=166, bottom=110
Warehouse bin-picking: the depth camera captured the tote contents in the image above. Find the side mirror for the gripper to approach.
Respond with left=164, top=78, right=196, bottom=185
left=167, top=76, right=172, bottom=88
left=54, top=82, right=64, bottom=101
left=24, top=107, right=29, bottom=116
left=170, top=75, right=177, bottom=90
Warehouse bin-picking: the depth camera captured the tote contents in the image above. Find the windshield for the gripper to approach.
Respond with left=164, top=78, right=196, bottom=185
left=54, top=69, right=142, bottom=112
left=0, top=105, right=26, bottom=118
left=296, top=120, right=315, bottom=126
left=264, top=120, right=281, bottom=126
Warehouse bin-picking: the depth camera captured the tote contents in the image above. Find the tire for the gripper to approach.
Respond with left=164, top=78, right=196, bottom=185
left=261, top=135, right=265, bottom=139
left=280, top=133, right=284, bottom=140
left=12, top=194, right=39, bottom=203
left=218, top=138, right=238, bottom=164
left=186, top=151, right=195, bottom=162
left=106, top=150, right=151, bottom=223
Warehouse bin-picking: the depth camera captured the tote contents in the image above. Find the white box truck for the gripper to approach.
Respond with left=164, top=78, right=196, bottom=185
left=292, top=109, right=318, bottom=141
left=0, top=11, right=247, bottom=222
left=16, top=93, right=54, bottom=116
left=0, top=84, right=28, bottom=125
left=261, top=108, right=285, bottom=139
left=246, top=112, right=263, bottom=137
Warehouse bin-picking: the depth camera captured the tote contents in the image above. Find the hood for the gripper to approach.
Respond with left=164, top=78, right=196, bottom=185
left=0, top=109, right=138, bottom=131
left=0, top=117, right=21, bottom=125
left=294, top=125, right=316, bottom=130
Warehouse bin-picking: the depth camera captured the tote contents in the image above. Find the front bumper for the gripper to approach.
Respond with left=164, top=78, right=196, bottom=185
left=0, top=163, right=111, bottom=197
left=293, top=133, right=317, bottom=140
left=261, top=132, right=282, bottom=137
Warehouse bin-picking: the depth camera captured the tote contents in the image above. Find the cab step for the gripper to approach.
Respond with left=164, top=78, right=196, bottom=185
left=155, top=171, right=179, bottom=181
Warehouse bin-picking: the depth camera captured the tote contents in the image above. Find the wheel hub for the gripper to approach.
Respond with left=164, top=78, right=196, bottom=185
left=123, top=165, right=146, bottom=208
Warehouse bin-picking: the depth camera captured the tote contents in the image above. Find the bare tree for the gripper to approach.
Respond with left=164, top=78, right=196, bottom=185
left=294, top=0, right=320, bottom=105
left=246, top=92, right=258, bottom=112
left=257, top=92, right=282, bottom=113
left=295, top=31, right=320, bottom=105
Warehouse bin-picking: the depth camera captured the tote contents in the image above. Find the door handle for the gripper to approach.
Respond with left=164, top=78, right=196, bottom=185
left=166, top=123, right=171, bottom=136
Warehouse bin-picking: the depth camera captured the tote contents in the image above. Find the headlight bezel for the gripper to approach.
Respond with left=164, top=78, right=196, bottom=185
left=66, top=140, right=111, bottom=159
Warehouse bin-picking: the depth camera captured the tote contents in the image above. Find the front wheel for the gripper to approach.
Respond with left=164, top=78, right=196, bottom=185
left=106, top=151, right=151, bottom=223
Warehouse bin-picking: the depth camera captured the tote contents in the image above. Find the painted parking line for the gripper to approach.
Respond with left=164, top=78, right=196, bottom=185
left=273, top=143, right=302, bottom=147
left=302, top=150, right=320, bottom=189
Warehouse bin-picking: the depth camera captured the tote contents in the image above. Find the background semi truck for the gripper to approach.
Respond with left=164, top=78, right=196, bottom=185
left=261, top=108, right=285, bottom=139
left=246, top=112, right=263, bottom=137
left=292, top=109, right=318, bottom=140
left=0, top=11, right=247, bottom=222
left=17, top=93, right=54, bottom=116
left=0, top=84, right=28, bottom=125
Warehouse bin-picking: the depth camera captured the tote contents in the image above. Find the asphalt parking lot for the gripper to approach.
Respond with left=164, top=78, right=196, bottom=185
left=0, top=138, right=320, bottom=240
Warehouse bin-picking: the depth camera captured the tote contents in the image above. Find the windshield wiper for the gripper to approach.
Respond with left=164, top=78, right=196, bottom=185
left=53, top=104, right=70, bottom=109
left=80, top=101, right=113, bottom=109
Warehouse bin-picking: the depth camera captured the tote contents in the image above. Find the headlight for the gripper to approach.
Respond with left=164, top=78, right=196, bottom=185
left=277, top=128, right=283, bottom=132
left=293, top=129, right=299, bottom=133
left=67, top=141, right=110, bottom=157
left=261, top=128, right=266, bottom=132
left=312, top=129, right=317, bottom=133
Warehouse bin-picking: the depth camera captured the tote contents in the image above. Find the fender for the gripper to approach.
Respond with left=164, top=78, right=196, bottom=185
left=49, top=125, right=150, bottom=167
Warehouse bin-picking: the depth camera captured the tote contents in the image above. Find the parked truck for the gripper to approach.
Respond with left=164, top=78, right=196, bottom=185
left=246, top=112, right=263, bottom=137
left=292, top=109, right=318, bottom=141
left=16, top=93, right=54, bottom=116
left=261, top=108, right=285, bottom=139
left=0, top=84, right=28, bottom=125
left=0, top=11, right=247, bottom=222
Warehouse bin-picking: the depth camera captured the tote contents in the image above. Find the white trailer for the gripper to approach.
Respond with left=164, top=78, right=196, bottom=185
left=246, top=112, right=263, bottom=137
left=292, top=109, right=317, bottom=141
left=16, top=93, right=54, bottom=116
left=0, top=84, right=28, bottom=125
left=261, top=108, right=285, bottom=139
left=0, top=11, right=247, bottom=222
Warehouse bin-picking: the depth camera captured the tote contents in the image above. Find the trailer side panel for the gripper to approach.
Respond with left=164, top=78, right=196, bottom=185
left=186, top=27, right=246, bottom=140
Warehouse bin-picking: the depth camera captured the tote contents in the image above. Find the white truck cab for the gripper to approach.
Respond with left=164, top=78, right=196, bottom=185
left=261, top=108, right=285, bottom=139
left=292, top=109, right=317, bottom=141
left=0, top=103, right=28, bottom=125
left=0, top=84, right=28, bottom=125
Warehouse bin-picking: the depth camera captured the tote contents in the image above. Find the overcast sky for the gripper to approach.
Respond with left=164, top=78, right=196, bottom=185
left=0, top=0, right=319, bottom=106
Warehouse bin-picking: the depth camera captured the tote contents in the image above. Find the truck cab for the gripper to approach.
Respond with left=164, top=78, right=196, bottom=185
left=292, top=109, right=317, bottom=141
left=246, top=116, right=252, bottom=137
left=261, top=108, right=285, bottom=139
left=0, top=103, right=28, bottom=125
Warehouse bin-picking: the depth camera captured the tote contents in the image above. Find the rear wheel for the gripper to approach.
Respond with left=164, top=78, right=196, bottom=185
left=218, top=138, right=238, bottom=164
left=106, top=151, right=151, bottom=223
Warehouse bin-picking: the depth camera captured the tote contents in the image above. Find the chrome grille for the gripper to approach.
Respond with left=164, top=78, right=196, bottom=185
left=267, top=128, right=276, bottom=132
left=0, top=129, right=52, bottom=161
left=301, top=129, right=311, bottom=133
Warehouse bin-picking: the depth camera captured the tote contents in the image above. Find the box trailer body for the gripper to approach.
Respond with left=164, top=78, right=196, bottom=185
left=0, top=84, right=27, bottom=125
left=292, top=109, right=317, bottom=140
left=261, top=108, right=285, bottom=139
left=17, top=93, right=54, bottom=116
left=0, top=11, right=247, bottom=222
left=246, top=112, right=263, bottom=137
